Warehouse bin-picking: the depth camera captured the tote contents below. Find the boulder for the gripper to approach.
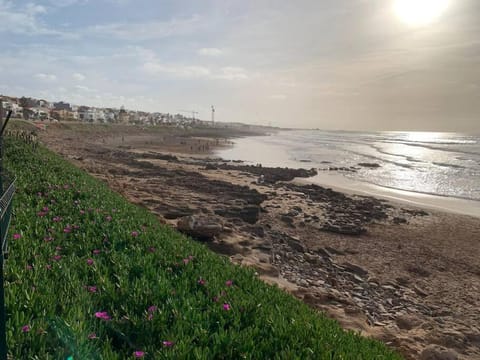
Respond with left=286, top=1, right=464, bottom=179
left=177, top=216, right=223, bottom=240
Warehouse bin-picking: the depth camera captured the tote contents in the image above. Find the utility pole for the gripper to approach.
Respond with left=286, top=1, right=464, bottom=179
left=211, top=105, right=215, bottom=125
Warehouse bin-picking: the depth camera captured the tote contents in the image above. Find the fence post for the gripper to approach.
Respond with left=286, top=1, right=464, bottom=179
left=0, top=101, right=6, bottom=360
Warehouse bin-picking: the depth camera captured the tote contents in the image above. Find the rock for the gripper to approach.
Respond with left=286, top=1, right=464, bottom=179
left=204, top=164, right=218, bottom=170
left=321, top=222, right=367, bottom=235
left=280, top=215, right=295, bottom=227
left=341, top=262, right=368, bottom=277
left=177, top=216, right=223, bottom=240
left=214, top=205, right=261, bottom=224
left=296, top=278, right=308, bottom=287
left=393, top=216, right=407, bottom=224
left=420, top=345, right=458, bottom=360
left=465, top=332, right=480, bottom=347
left=357, top=162, right=381, bottom=168
left=304, top=253, right=320, bottom=264
left=413, top=284, right=429, bottom=297
left=396, top=314, right=423, bottom=330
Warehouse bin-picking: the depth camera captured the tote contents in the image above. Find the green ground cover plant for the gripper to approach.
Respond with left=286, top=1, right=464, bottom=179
left=3, top=138, right=401, bottom=359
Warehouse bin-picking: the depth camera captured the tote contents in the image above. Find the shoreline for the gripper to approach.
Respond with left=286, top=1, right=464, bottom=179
left=294, top=172, right=480, bottom=219
left=35, top=122, right=480, bottom=360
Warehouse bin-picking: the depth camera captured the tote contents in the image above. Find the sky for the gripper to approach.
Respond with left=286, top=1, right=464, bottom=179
left=0, top=0, right=479, bottom=132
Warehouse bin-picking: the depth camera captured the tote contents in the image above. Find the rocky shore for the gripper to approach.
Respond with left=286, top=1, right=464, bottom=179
left=37, top=123, right=480, bottom=360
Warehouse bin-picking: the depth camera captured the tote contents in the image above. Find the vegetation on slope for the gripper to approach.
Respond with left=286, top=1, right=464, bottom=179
left=3, top=138, right=401, bottom=359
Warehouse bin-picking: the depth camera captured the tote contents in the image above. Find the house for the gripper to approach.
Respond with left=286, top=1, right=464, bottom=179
left=53, top=101, right=72, bottom=111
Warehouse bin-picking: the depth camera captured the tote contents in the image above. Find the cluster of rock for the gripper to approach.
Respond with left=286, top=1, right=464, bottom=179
left=269, top=231, right=431, bottom=325
left=282, top=183, right=395, bottom=235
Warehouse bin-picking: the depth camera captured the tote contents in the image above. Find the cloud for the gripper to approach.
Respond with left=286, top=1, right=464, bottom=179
left=87, top=15, right=202, bottom=41
left=269, top=94, right=287, bottom=100
left=75, top=85, right=94, bottom=92
left=198, top=48, right=223, bottom=56
left=143, top=62, right=211, bottom=78
left=72, top=73, right=86, bottom=81
left=47, top=0, right=89, bottom=6
left=34, top=73, right=57, bottom=81
left=216, top=67, right=248, bottom=80
left=0, top=1, right=70, bottom=36
left=142, top=61, right=250, bottom=81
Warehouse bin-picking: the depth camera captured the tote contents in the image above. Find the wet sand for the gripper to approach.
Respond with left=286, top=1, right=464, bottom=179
left=36, top=122, right=480, bottom=360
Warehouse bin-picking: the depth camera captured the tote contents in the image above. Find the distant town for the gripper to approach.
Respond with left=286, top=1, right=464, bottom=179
left=0, top=94, right=218, bottom=128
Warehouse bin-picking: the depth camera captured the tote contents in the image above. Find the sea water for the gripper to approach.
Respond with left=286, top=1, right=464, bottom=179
left=216, top=130, right=480, bottom=205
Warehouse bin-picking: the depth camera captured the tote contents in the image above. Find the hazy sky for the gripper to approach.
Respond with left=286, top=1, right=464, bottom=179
left=0, top=0, right=479, bottom=131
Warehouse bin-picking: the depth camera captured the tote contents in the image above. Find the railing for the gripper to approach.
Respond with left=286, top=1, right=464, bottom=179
left=0, top=102, right=15, bottom=360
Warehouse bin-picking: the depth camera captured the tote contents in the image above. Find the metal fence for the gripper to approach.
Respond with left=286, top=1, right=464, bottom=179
left=0, top=102, right=16, bottom=360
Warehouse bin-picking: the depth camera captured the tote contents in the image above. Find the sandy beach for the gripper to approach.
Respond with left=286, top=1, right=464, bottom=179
left=36, top=123, right=480, bottom=360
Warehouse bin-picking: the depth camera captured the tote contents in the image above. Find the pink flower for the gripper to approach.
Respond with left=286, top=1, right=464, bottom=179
left=44, top=236, right=54, bottom=242
left=88, top=333, right=97, bottom=340
left=106, top=216, right=112, bottom=222
left=52, top=255, right=62, bottom=261
left=162, top=341, right=174, bottom=347
left=80, top=210, right=85, bottom=215
left=131, top=231, right=139, bottom=237
left=26, top=265, right=33, bottom=270
left=223, top=303, right=231, bottom=311
left=94, top=311, right=111, bottom=321
left=198, top=278, right=206, bottom=286
left=13, top=233, right=22, bottom=240
left=182, top=258, right=190, bottom=265
left=212, top=296, right=219, bottom=303
left=45, top=264, right=52, bottom=270
left=21, top=325, right=30, bottom=333
left=147, top=305, right=157, bottom=313
left=225, top=280, right=233, bottom=287
left=42, top=206, right=49, bottom=212
left=37, top=211, right=47, bottom=217
left=53, top=216, right=61, bottom=222
left=63, top=227, right=72, bottom=233
left=87, top=286, right=97, bottom=293
left=134, top=351, right=145, bottom=358
left=92, top=249, right=101, bottom=255
left=55, top=246, right=62, bottom=252
left=86, top=258, right=94, bottom=266
left=148, top=247, right=156, bottom=253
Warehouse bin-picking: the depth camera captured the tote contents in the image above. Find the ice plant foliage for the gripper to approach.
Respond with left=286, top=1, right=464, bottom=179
left=2, top=139, right=401, bottom=359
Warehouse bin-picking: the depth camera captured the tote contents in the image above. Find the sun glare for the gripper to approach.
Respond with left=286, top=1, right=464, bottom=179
left=394, top=0, right=449, bottom=26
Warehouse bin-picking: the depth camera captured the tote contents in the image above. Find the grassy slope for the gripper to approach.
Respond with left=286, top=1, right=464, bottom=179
left=3, top=138, right=401, bottom=359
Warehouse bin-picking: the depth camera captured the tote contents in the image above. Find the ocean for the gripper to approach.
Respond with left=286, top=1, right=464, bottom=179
left=216, top=130, right=480, bottom=214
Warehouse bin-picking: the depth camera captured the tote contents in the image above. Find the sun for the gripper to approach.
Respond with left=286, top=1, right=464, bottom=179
left=394, top=0, right=449, bottom=26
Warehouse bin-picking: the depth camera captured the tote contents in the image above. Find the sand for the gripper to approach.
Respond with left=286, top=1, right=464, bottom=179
left=34, top=122, right=480, bottom=360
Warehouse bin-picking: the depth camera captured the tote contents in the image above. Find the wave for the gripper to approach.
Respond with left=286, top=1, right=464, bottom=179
left=432, top=162, right=466, bottom=169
